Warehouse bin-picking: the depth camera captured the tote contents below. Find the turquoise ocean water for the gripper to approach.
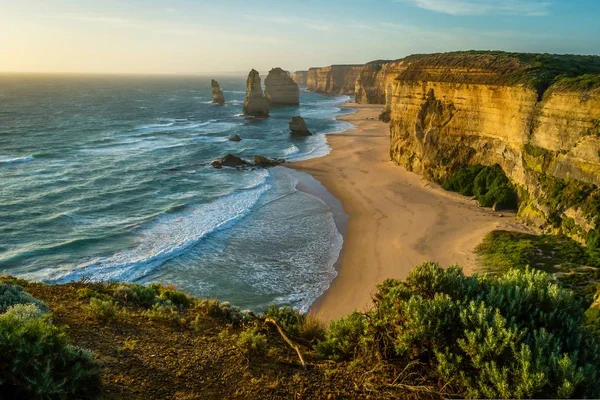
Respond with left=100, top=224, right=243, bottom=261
left=0, top=74, right=353, bottom=311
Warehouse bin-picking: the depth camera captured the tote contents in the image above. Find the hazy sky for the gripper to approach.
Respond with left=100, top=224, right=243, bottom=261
left=2, top=0, right=599, bottom=74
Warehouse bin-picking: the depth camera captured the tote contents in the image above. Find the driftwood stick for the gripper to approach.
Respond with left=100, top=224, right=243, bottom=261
left=264, top=318, right=307, bottom=369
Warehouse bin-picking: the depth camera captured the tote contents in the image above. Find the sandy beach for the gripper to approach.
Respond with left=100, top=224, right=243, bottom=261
left=291, top=103, right=527, bottom=321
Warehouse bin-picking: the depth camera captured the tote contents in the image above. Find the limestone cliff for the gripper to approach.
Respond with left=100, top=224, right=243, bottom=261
left=384, top=52, right=600, bottom=239
left=243, top=69, right=270, bottom=117
left=306, top=65, right=363, bottom=95
left=265, top=68, right=300, bottom=106
left=292, top=71, right=308, bottom=86
left=354, top=60, right=391, bottom=104
left=211, top=79, right=225, bottom=105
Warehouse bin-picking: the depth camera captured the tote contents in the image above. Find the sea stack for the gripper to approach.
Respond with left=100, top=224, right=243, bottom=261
left=265, top=67, right=300, bottom=106
left=243, top=69, right=270, bottom=117
left=211, top=79, right=225, bottom=105
left=289, top=116, right=313, bottom=135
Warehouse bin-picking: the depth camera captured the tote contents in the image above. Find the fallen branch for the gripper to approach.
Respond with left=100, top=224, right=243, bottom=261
left=264, top=318, right=307, bottom=369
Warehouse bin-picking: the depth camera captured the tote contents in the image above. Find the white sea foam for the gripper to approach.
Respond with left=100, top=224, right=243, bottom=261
left=282, top=144, right=300, bottom=157
left=0, top=155, right=35, bottom=165
left=24, top=176, right=271, bottom=283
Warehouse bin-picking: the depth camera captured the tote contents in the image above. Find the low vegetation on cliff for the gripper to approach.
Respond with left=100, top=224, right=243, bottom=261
left=395, top=51, right=600, bottom=97
left=442, top=164, right=519, bottom=210
left=3, top=262, right=600, bottom=399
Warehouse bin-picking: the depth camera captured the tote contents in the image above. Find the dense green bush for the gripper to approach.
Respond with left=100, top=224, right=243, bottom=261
left=315, top=312, right=368, bottom=361
left=86, top=298, right=119, bottom=322
left=443, top=164, right=518, bottom=210
left=0, top=283, right=48, bottom=313
left=109, top=282, right=192, bottom=309
left=316, top=262, right=600, bottom=399
left=264, top=305, right=303, bottom=336
left=264, top=306, right=325, bottom=342
left=237, top=326, right=268, bottom=358
left=0, top=304, right=100, bottom=398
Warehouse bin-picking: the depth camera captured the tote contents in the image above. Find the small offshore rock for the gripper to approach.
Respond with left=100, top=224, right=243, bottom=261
left=211, top=154, right=251, bottom=169
left=228, top=134, right=242, bottom=142
left=289, top=116, right=313, bottom=135
left=211, top=79, right=225, bottom=105
left=253, top=155, right=285, bottom=168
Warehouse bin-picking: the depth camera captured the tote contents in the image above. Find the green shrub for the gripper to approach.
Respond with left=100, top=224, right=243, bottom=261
left=127, top=284, right=158, bottom=307
left=264, top=306, right=325, bottom=342
left=0, top=283, right=48, bottom=314
left=315, top=312, right=368, bottom=361
left=199, top=300, right=245, bottom=325
left=443, top=164, right=518, bottom=210
left=154, top=285, right=192, bottom=308
left=143, top=304, right=183, bottom=325
left=317, top=262, right=600, bottom=398
left=3, top=303, right=46, bottom=321
left=237, top=326, right=268, bottom=358
left=0, top=305, right=100, bottom=398
left=86, top=298, right=118, bottom=322
left=264, top=305, right=303, bottom=336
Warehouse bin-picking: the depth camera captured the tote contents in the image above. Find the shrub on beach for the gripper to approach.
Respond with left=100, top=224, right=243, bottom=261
left=443, top=164, right=518, bottom=210
left=316, top=262, right=600, bottom=399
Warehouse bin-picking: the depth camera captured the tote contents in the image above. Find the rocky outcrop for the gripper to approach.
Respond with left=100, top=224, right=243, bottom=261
left=243, top=69, right=270, bottom=117
left=211, top=154, right=284, bottom=169
left=228, top=134, right=241, bottom=142
left=384, top=51, right=600, bottom=238
left=289, top=116, right=313, bottom=135
left=264, top=68, right=300, bottom=106
left=253, top=155, right=285, bottom=167
left=306, top=65, right=363, bottom=95
left=211, top=154, right=251, bottom=169
left=211, top=80, right=225, bottom=105
left=292, top=71, right=308, bottom=86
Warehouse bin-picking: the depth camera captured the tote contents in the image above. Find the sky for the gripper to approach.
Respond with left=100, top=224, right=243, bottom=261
left=1, top=0, right=599, bottom=74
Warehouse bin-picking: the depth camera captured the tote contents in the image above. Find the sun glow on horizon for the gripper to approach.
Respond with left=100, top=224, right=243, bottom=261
left=1, top=0, right=599, bottom=74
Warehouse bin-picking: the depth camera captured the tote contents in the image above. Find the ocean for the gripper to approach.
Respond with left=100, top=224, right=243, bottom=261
left=0, top=73, right=354, bottom=312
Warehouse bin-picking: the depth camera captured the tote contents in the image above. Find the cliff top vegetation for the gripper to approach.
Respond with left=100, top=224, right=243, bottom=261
left=2, top=260, right=600, bottom=399
left=394, top=51, right=600, bottom=97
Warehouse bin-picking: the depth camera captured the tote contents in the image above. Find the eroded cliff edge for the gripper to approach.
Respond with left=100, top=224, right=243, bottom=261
left=383, top=52, right=600, bottom=243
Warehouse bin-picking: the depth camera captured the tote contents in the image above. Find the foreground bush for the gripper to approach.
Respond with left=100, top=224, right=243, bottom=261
left=0, top=304, right=100, bottom=398
left=316, top=262, right=600, bottom=399
left=0, top=283, right=48, bottom=313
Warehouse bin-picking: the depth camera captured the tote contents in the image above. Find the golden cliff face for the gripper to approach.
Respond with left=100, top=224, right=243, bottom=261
left=306, top=65, right=363, bottom=95
left=386, top=53, right=600, bottom=236
left=292, top=71, right=308, bottom=86
left=355, top=60, right=410, bottom=105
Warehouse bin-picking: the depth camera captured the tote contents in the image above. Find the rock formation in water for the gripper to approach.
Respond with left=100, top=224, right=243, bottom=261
left=211, top=79, right=225, bottom=105
left=292, top=71, right=308, bottom=86
left=264, top=68, right=299, bottom=106
left=253, top=155, right=285, bottom=167
left=380, top=51, right=600, bottom=240
left=289, top=116, right=313, bottom=135
left=243, top=69, right=270, bottom=117
left=211, top=154, right=251, bottom=169
left=306, top=65, right=363, bottom=95
left=228, top=134, right=242, bottom=142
